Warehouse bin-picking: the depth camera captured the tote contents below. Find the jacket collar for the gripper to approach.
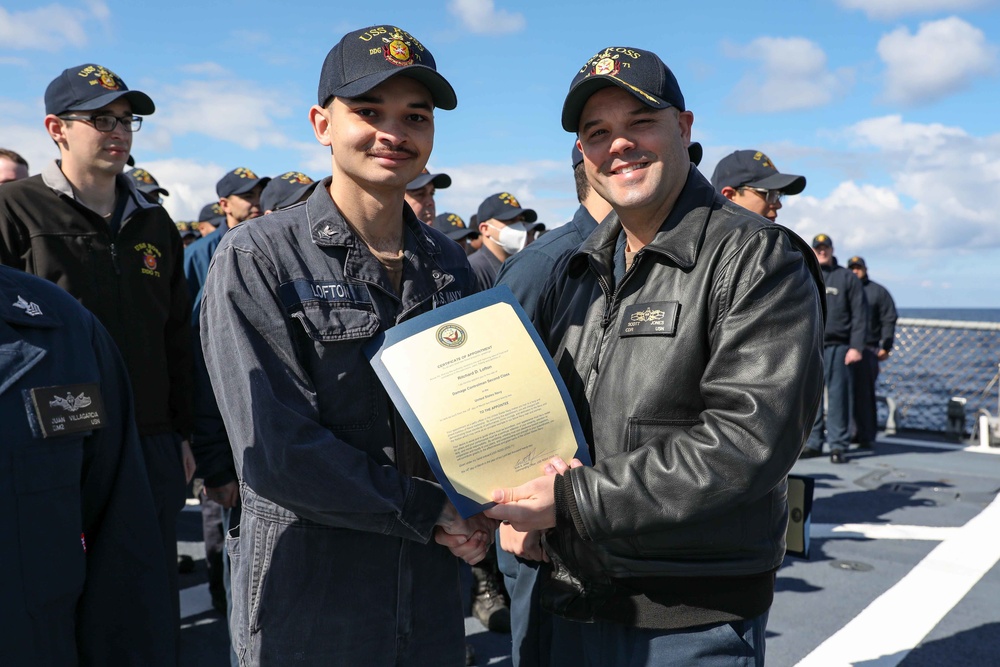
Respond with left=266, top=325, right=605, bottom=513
left=42, top=159, right=159, bottom=220
left=572, top=164, right=718, bottom=273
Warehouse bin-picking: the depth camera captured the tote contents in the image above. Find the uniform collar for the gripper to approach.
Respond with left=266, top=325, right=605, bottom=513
left=307, top=177, right=442, bottom=256
left=305, top=177, right=455, bottom=311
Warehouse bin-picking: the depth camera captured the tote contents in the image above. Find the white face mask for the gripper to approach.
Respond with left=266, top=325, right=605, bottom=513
left=488, top=222, right=529, bottom=255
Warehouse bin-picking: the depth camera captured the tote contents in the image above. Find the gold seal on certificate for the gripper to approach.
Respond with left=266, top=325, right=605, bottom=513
left=367, top=286, right=589, bottom=517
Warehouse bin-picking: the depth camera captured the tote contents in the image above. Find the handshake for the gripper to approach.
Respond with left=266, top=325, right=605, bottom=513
left=432, top=455, right=583, bottom=564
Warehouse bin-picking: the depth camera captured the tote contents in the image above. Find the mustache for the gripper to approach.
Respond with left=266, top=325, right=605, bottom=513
left=367, top=145, right=418, bottom=159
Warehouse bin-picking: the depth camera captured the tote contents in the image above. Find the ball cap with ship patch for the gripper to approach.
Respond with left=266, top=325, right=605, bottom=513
left=45, top=63, right=155, bottom=116
left=432, top=212, right=480, bottom=241
left=562, top=47, right=684, bottom=133
left=711, top=150, right=806, bottom=195
left=216, top=167, right=270, bottom=198
left=198, top=202, right=226, bottom=227
left=812, top=233, right=833, bottom=249
left=847, top=256, right=866, bottom=269
left=318, top=25, right=457, bottom=110
left=260, top=172, right=318, bottom=212
left=407, top=167, right=451, bottom=190
left=477, top=192, right=539, bottom=225
left=126, top=168, right=169, bottom=197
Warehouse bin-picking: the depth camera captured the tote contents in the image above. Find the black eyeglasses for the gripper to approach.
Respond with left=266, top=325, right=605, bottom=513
left=740, top=186, right=782, bottom=205
left=59, top=114, right=143, bottom=133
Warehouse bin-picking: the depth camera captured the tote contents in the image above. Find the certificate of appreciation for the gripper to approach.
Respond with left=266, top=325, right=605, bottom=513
left=366, top=286, right=590, bottom=518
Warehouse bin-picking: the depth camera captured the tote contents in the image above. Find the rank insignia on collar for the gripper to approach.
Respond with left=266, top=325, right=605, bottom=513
left=13, top=295, right=42, bottom=317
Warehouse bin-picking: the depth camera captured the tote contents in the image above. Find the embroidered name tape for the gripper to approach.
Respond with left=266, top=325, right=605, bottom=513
left=26, top=383, right=106, bottom=438
left=279, top=279, right=372, bottom=310
left=619, top=301, right=680, bottom=337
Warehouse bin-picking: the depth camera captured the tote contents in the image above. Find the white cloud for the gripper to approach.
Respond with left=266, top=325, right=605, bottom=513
left=725, top=37, right=853, bottom=112
left=149, top=76, right=312, bottom=152
left=432, top=160, right=576, bottom=226
left=878, top=17, right=997, bottom=105
left=0, top=1, right=109, bottom=51
left=138, top=159, right=227, bottom=222
left=781, top=115, right=1000, bottom=257
left=448, top=0, right=526, bottom=35
left=837, top=0, right=996, bottom=20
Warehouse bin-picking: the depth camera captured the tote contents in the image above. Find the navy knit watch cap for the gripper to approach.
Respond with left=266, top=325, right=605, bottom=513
left=562, top=47, right=684, bottom=133
left=45, top=63, right=155, bottom=116
left=318, top=25, right=457, bottom=110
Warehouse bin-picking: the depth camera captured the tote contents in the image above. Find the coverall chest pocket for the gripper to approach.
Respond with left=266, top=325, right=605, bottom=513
left=13, top=437, right=87, bottom=616
left=293, top=303, right=382, bottom=431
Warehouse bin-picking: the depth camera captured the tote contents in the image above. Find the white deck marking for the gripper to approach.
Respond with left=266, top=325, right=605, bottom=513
left=880, top=435, right=1000, bottom=455
left=811, top=523, right=958, bottom=541
left=796, top=494, right=1000, bottom=666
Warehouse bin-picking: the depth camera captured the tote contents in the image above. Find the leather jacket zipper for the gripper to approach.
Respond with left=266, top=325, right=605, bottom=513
left=591, top=251, right=643, bottom=374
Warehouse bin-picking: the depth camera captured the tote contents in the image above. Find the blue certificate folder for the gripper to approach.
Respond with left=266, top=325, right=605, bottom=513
left=365, top=285, right=590, bottom=518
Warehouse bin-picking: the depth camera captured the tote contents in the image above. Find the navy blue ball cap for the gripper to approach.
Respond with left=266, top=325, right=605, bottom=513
left=126, top=168, right=169, bottom=196
left=562, top=47, right=684, bottom=133
left=477, top=192, right=538, bottom=224
left=260, top=172, right=317, bottom=212
left=198, top=202, right=226, bottom=227
left=407, top=167, right=451, bottom=190
left=45, top=64, right=155, bottom=116
left=318, top=25, right=456, bottom=110
left=711, top=150, right=806, bottom=195
left=432, top=212, right=480, bottom=241
left=216, top=167, right=270, bottom=198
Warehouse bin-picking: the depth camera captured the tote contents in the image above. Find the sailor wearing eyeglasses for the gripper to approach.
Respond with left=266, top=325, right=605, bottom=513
left=711, top=149, right=806, bottom=222
left=0, top=63, right=196, bottom=646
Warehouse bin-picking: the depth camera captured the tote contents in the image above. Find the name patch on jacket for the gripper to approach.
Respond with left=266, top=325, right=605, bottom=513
left=619, top=302, right=680, bottom=337
left=25, top=383, right=106, bottom=438
left=279, top=279, right=372, bottom=310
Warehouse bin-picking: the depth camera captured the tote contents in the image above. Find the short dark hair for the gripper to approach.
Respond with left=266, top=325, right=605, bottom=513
left=0, top=148, right=28, bottom=170
left=573, top=161, right=590, bottom=204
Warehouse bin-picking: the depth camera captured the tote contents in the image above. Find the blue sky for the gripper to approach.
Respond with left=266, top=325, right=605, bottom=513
left=2, top=0, right=998, bottom=307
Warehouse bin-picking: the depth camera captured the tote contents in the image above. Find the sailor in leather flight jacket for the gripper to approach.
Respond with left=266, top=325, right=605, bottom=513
left=533, top=165, right=826, bottom=628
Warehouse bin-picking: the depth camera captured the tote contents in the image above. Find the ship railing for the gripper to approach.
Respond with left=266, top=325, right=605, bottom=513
left=878, top=317, right=1000, bottom=444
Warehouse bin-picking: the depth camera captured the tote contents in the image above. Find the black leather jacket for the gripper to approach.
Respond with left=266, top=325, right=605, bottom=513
left=536, top=167, right=825, bottom=580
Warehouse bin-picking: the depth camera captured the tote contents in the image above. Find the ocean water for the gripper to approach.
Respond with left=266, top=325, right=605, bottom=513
left=898, top=308, right=1000, bottom=323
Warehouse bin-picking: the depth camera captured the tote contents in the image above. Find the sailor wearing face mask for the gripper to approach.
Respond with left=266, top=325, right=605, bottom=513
left=469, top=192, right=544, bottom=290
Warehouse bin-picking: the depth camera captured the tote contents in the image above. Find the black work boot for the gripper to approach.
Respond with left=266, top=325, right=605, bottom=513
left=470, top=560, right=511, bottom=633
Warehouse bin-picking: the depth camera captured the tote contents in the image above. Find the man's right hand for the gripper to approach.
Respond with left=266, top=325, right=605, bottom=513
left=205, top=480, right=240, bottom=508
left=434, top=502, right=498, bottom=565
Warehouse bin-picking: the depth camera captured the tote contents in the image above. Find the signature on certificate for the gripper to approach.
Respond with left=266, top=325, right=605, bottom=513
left=513, top=447, right=558, bottom=472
